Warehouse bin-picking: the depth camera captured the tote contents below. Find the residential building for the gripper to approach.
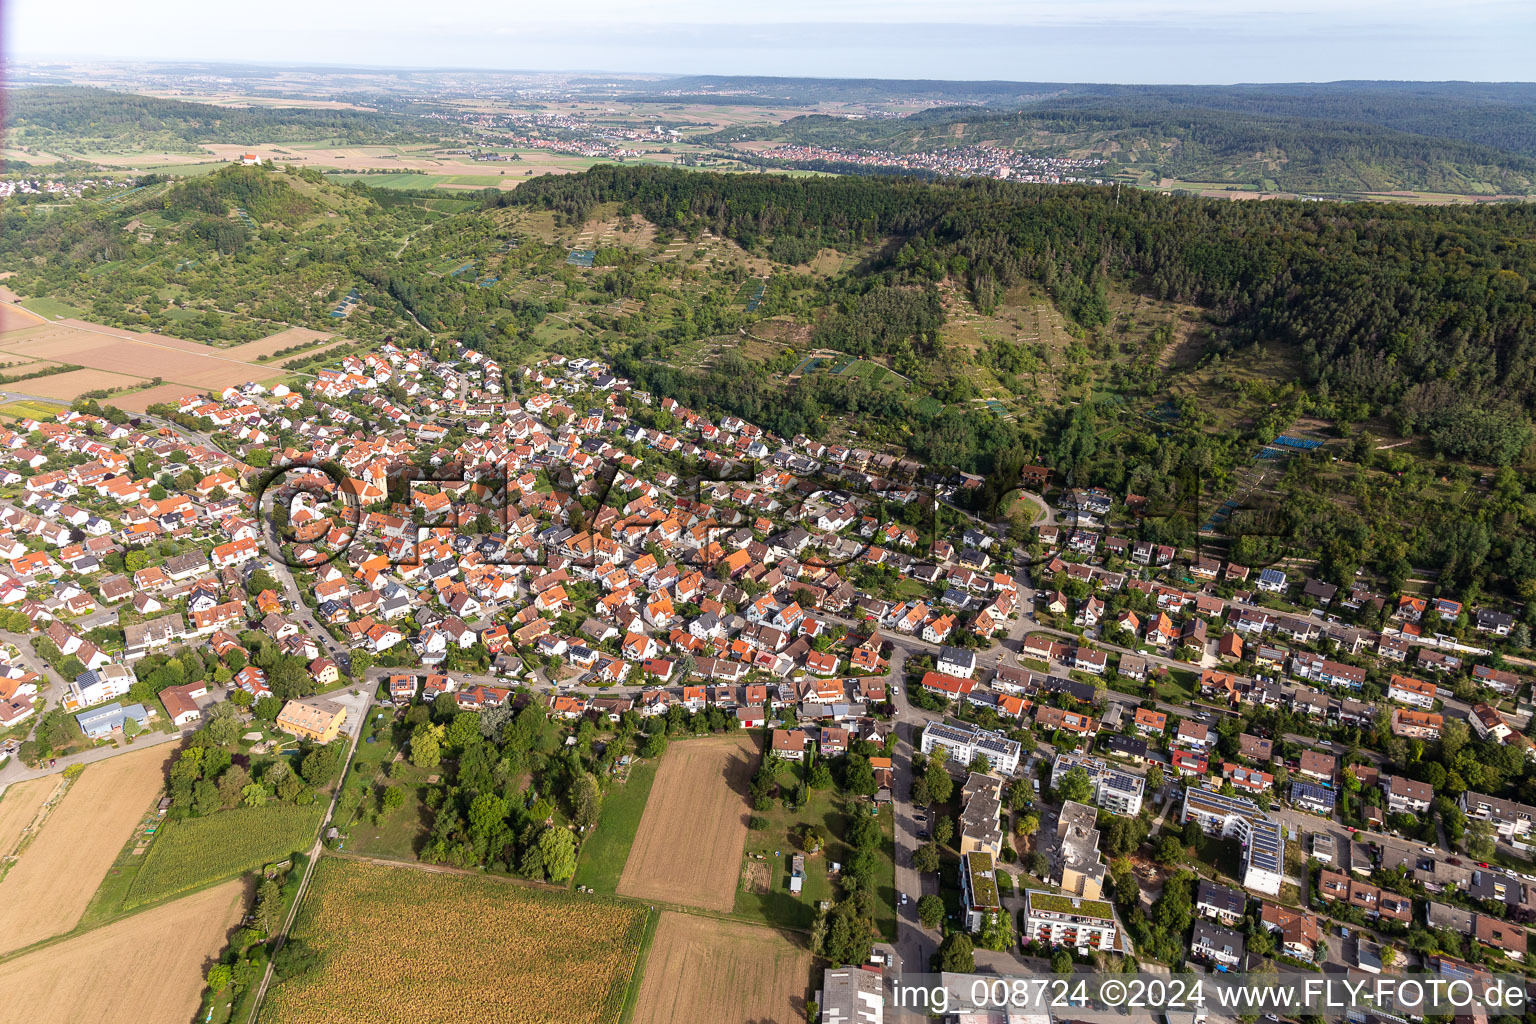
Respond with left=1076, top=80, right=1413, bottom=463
left=935, top=645, right=977, bottom=679
left=159, top=681, right=206, bottom=726
left=1181, top=786, right=1285, bottom=896
left=1021, top=889, right=1118, bottom=953
left=1196, top=880, right=1247, bottom=925
left=1050, top=753, right=1144, bottom=816
left=75, top=701, right=149, bottom=739
left=276, top=697, right=347, bottom=743
left=1384, top=775, right=1433, bottom=816
left=1053, top=800, right=1107, bottom=899
left=64, top=664, right=134, bottom=711
left=1391, top=708, right=1443, bottom=739
left=960, top=850, right=1004, bottom=932
left=920, top=721, right=1021, bottom=775
left=1191, top=920, right=1245, bottom=968
left=1388, top=674, right=1437, bottom=709
left=1460, top=791, right=1536, bottom=839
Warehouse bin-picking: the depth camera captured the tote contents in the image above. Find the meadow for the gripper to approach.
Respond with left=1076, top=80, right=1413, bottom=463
left=572, top=759, right=657, bottom=893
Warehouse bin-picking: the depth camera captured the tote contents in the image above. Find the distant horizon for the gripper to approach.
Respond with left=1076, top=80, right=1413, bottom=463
left=7, top=57, right=1536, bottom=89
left=6, top=0, right=1533, bottom=84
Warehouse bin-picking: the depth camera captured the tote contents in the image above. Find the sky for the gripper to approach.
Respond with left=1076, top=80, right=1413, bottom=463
left=6, top=0, right=1535, bottom=83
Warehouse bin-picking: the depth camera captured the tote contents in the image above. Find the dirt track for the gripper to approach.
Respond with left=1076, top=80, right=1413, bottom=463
left=0, top=879, right=244, bottom=1024
left=631, top=912, right=811, bottom=1024
left=0, top=744, right=171, bottom=955
left=616, top=733, right=756, bottom=912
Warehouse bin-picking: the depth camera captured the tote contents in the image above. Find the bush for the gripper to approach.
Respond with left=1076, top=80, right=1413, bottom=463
left=747, top=815, right=770, bottom=830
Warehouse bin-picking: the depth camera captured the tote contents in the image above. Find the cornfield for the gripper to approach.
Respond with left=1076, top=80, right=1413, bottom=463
left=125, top=803, right=325, bottom=908
left=260, top=858, right=649, bottom=1024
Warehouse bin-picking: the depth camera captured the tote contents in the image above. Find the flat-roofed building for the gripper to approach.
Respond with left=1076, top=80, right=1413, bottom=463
left=1181, top=786, right=1285, bottom=895
left=1054, top=799, right=1107, bottom=899
left=958, top=772, right=1004, bottom=858
left=920, top=720, right=1021, bottom=775
left=960, top=850, right=1003, bottom=932
left=1022, top=889, right=1118, bottom=953
left=1050, top=752, right=1145, bottom=816
left=820, top=967, right=883, bottom=1024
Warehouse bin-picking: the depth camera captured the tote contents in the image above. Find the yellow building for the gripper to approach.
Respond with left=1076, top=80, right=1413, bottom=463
left=276, top=697, right=347, bottom=744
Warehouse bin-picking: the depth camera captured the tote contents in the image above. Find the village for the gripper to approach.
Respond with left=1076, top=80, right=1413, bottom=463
left=0, top=335, right=1531, bottom=1024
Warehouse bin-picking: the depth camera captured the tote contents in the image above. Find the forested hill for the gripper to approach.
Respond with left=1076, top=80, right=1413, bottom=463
left=3, top=87, right=434, bottom=151
left=512, top=165, right=1536, bottom=462
left=710, top=105, right=1536, bottom=195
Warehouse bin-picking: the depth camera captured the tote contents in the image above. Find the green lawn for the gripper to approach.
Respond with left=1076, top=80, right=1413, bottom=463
left=734, top=762, right=897, bottom=937
left=342, top=763, right=437, bottom=862
left=329, top=173, right=453, bottom=190
left=19, top=296, right=85, bottom=320
left=573, top=760, right=658, bottom=892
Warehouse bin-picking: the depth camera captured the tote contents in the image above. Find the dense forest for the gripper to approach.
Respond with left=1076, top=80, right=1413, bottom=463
left=667, top=78, right=1536, bottom=163
left=4, top=87, right=435, bottom=150
left=513, top=165, right=1536, bottom=445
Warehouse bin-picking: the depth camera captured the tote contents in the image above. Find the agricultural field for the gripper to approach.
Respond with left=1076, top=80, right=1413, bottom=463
left=0, top=776, right=62, bottom=856
left=0, top=744, right=172, bottom=955
left=0, top=399, right=68, bottom=421
left=0, top=879, right=245, bottom=1024
left=124, top=802, right=326, bottom=909
left=0, top=315, right=323, bottom=407
left=629, top=912, right=812, bottom=1024
left=260, top=857, right=650, bottom=1024
left=616, top=733, right=757, bottom=912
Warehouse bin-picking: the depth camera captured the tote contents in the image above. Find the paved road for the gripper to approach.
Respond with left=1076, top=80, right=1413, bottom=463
left=0, top=724, right=185, bottom=791
left=888, top=647, right=939, bottom=974
left=0, top=390, right=70, bottom=408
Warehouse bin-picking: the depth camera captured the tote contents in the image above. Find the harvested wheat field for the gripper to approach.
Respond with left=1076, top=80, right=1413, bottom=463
left=0, top=744, right=171, bottom=955
left=4, top=368, right=144, bottom=400
left=631, top=912, right=811, bottom=1024
left=0, top=318, right=303, bottom=401
left=0, top=303, right=45, bottom=334
left=0, top=777, right=60, bottom=855
left=617, top=733, right=757, bottom=912
left=111, top=381, right=203, bottom=413
left=220, top=326, right=336, bottom=361
left=0, top=879, right=244, bottom=1024
left=261, top=857, right=649, bottom=1024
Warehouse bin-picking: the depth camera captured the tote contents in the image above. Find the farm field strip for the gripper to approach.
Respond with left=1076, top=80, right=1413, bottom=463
left=260, top=856, right=648, bottom=1024
left=125, top=801, right=326, bottom=909
left=0, top=317, right=315, bottom=398
left=0, top=880, right=245, bottom=1024
left=0, top=745, right=173, bottom=955
left=0, top=777, right=60, bottom=857
left=617, top=733, right=756, bottom=913
left=630, top=912, right=811, bottom=1024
